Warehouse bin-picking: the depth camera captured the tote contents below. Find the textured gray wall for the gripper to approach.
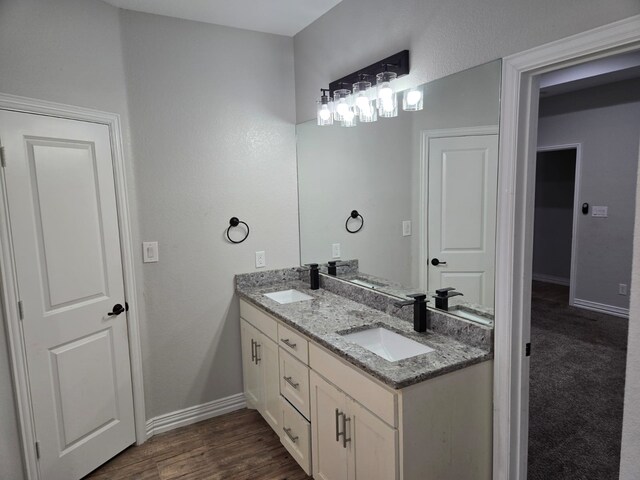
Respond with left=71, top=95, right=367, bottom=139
left=293, top=0, right=639, bottom=123
left=0, top=0, right=136, bottom=478
left=119, top=11, right=299, bottom=418
left=537, top=80, right=640, bottom=310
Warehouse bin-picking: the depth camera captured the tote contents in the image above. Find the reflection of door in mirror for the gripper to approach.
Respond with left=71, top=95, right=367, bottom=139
left=423, top=129, right=498, bottom=309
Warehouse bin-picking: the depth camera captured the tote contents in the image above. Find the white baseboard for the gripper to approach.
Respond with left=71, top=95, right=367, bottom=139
left=145, top=392, right=246, bottom=438
left=532, top=273, right=570, bottom=286
left=572, top=298, right=629, bottom=318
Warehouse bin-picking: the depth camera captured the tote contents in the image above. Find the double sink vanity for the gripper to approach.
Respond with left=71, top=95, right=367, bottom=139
left=236, top=268, right=493, bottom=480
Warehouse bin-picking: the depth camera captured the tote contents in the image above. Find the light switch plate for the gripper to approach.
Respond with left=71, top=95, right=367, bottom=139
left=143, top=242, right=159, bottom=263
left=332, top=243, right=341, bottom=259
left=592, top=206, right=608, bottom=217
left=619, top=284, right=628, bottom=296
left=255, top=251, right=266, bottom=268
left=402, top=220, right=412, bottom=237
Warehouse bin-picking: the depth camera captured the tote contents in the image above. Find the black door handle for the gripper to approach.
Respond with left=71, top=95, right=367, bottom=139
left=108, top=304, right=125, bottom=316
left=431, top=258, right=447, bottom=266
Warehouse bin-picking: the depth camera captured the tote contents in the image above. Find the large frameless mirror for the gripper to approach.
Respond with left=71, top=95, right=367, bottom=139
left=297, top=60, right=502, bottom=325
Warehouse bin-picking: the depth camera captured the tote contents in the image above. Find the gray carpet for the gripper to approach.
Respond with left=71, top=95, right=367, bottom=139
left=527, top=282, right=628, bottom=480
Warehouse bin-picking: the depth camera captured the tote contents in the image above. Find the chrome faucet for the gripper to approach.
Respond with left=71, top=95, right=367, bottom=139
left=394, top=293, right=429, bottom=332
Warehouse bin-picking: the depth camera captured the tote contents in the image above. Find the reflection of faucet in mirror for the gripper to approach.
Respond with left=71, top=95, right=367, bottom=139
left=394, top=293, right=430, bottom=332
left=433, top=287, right=463, bottom=312
left=327, top=261, right=337, bottom=276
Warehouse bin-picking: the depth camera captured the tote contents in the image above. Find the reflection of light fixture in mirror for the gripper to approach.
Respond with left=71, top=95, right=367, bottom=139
left=340, top=106, right=357, bottom=127
left=316, top=89, right=333, bottom=126
left=353, top=75, right=377, bottom=123
left=376, top=69, right=398, bottom=118
left=333, top=88, right=352, bottom=122
left=403, top=86, right=423, bottom=111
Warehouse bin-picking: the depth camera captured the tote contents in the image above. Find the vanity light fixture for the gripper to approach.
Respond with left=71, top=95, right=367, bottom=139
left=333, top=88, right=352, bottom=122
left=376, top=67, right=398, bottom=118
left=316, top=88, right=334, bottom=126
left=340, top=106, right=357, bottom=127
left=353, top=74, right=377, bottom=123
left=403, top=85, right=424, bottom=111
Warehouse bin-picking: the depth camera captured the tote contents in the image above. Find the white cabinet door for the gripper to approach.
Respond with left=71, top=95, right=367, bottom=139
left=259, top=333, right=280, bottom=431
left=240, top=319, right=261, bottom=409
left=311, top=371, right=349, bottom=480
left=348, top=398, right=398, bottom=480
left=427, top=134, right=498, bottom=307
left=0, top=110, right=135, bottom=480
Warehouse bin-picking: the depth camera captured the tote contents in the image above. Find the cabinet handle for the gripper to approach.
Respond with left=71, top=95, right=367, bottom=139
left=255, top=343, right=261, bottom=364
left=281, top=338, right=297, bottom=349
left=283, top=376, right=299, bottom=389
left=283, top=427, right=299, bottom=443
left=335, top=409, right=343, bottom=442
left=250, top=339, right=256, bottom=362
left=342, top=415, right=351, bottom=448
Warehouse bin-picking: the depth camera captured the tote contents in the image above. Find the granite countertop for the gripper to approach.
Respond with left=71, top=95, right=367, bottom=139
left=236, top=279, right=492, bottom=390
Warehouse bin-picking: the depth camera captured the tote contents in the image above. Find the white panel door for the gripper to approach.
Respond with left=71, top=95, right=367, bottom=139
left=0, top=110, right=135, bottom=480
left=427, top=134, right=498, bottom=307
left=259, top=333, right=280, bottom=432
left=240, top=319, right=261, bottom=409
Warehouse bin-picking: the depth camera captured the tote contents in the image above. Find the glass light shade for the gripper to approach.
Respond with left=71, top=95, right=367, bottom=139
left=352, top=80, right=377, bottom=123
left=316, top=98, right=334, bottom=126
left=376, top=72, right=398, bottom=118
left=333, top=89, right=352, bottom=122
left=340, top=106, right=357, bottom=127
left=403, top=86, right=424, bottom=111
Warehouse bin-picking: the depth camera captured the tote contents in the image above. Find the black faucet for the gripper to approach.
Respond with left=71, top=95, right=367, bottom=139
left=432, top=287, right=463, bottom=311
left=308, top=263, right=320, bottom=290
left=327, top=261, right=338, bottom=276
left=394, top=293, right=429, bottom=332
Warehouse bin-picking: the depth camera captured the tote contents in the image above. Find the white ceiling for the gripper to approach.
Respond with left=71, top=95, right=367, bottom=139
left=102, top=0, right=342, bottom=36
left=540, top=50, right=640, bottom=96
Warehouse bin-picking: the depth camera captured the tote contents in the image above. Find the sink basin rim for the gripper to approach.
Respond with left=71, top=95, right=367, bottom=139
left=263, top=289, right=314, bottom=305
left=342, top=326, right=434, bottom=362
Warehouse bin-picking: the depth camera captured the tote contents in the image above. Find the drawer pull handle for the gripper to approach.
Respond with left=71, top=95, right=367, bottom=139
left=255, top=343, right=261, bottom=364
left=283, top=376, right=299, bottom=389
left=342, top=415, right=351, bottom=448
left=283, top=427, right=299, bottom=443
left=335, top=409, right=343, bottom=442
left=282, top=338, right=297, bottom=349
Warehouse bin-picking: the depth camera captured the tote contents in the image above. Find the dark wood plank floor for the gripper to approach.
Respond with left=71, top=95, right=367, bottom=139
left=84, top=408, right=311, bottom=480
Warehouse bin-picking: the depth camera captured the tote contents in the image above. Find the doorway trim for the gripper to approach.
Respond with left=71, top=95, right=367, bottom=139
left=534, top=144, right=582, bottom=307
left=0, top=93, right=147, bottom=480
left=418, top=125, right=499, bottom=293
left=494, top=15, right=640, bottom=480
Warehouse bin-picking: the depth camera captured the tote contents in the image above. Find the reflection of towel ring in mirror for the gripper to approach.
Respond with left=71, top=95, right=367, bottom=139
left=345, top=210, right=364, bottom=234
left=226, top=217, right=250, bottom=244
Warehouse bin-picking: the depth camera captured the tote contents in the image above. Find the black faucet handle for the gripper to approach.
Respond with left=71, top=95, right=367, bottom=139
left=407, top=293, right=428, bottom=302
left=327, top=261, right=337, bottom=266
left=305, top=263, right=319, bottom=269
left=435, top=287, right=456, bottom=296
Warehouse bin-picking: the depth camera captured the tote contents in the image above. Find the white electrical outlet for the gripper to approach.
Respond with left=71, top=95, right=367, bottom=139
left=402, top=220, right=412, bottom=237
left=255, top=251, right=266, bottom=268
left=332, top=243, right=341, bottom=259
left=592, top=206, right=608, bottom=217
left=619, top=283, right=628, bottom=296
left=142, top=242, right=159, bottom=263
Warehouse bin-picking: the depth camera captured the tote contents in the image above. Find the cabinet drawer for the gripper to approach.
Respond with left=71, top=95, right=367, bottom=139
left=309, top=343, right=397, bottom=427
left=280, top=396, right=311, bottom=476
left=278, top=323, right=309, bottom=365
left=279, top=348, right=310, bottom=420
left=240, top=300, right=278, bottom=342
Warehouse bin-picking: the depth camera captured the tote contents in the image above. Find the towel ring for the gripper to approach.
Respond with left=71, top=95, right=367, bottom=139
left=226, top=217, right=250, bottom=244
left=345, top=210, right=364, bottom=234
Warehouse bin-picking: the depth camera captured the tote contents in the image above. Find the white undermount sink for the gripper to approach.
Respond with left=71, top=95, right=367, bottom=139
left=342, top=327, right=434, bottom=362
left=263, top=289, right=313, bottom=305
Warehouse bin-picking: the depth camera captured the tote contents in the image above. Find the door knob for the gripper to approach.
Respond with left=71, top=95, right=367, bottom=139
left=431, top=258, right=447, bottom=266
left=108, top=304, right=125, bottom=316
